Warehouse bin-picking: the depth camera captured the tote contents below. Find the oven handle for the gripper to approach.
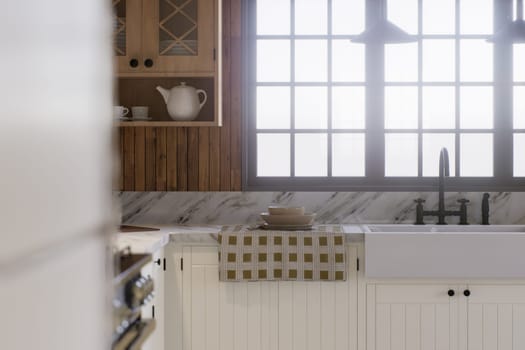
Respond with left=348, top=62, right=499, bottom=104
left=128, top=319, right=156, bottom=350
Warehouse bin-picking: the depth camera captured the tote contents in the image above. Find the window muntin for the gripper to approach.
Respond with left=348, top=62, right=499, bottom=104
left=247, top=0, right=525, bottom=191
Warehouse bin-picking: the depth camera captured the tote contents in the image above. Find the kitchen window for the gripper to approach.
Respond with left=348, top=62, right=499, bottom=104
left=243, top=0, right=525, bottom=191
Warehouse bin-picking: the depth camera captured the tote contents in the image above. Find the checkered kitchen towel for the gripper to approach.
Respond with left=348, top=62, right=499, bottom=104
left=218, top=230, right=346, bottom=281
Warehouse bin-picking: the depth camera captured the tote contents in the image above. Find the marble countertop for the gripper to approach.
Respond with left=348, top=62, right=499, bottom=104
left=113, top=224, right=365, bottom=253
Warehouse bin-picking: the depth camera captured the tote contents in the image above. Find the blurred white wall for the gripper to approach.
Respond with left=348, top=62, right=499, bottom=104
left=0, top=0, right=114, bottom=349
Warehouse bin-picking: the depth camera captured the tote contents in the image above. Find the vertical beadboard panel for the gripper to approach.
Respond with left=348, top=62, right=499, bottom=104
left=187, top=128, right=200, bottom=191
left=321, top=283, right=336, bottom=350
left=247, top=283, right=261, bottom=350
left=376, top=304, right=391, bottom=350
left=420, top=304, right=436, bottom=350
left=514, top=304, right=525, bottom=348
left=468, top=304, right=483, bottom=350
left=334, top=278, right=350, bottom=350
left=390, top=304, right=406, bottom=350
left=123, top=127, right=135, bottom=189
left=209, top=127, right=221, bottom=190
left=198, top=128, right=210, bottom=191
left=177, top=128, right=188, bottom=191
left=483, top=304, right=498, bottom=350
left=219, top=281, right=234, bottom=350
left=269, top=282, right=279, bottom=350
left=293, top=282, right=308, bottom=350
left=155, top=127, right=167, bottom=190
left=435, top=303, right=450, bottom=350
left=166, top=128, right=178, bottom=190
left=206, top=266, right=220, bottom=350
left=145, top=127, right=156, bottom=190
left=405, top=304, right=421, bottom=350
left=191, top=265, right=206, bottom=350
left=279, top=282, right=293, bottom=350
left=307, top=282, right=322, bottom=350
left=367, top=284, right=377, bottom=350
left=182, top=247, right=192, bottom=350
left=134, top=127, right=146, bottom=190
left=233, top=283, right=248, bottom=350
left=498, top=304, right=513, bottom=350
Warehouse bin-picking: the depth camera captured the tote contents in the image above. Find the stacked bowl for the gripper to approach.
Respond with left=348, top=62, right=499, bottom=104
left=260, top=206, right=316, bottom=230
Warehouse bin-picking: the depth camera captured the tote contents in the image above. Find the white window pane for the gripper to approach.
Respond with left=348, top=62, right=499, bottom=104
left=332, top=134, right=365, bottom=176
left=257, top=40, right=290, bottom=82
left=460, top=134, right=493, bottom=176
left=514, top=44, right=525, bottom=82
left=388, top=0, right=418, bottom=34
left=295, top=40, right=327, bottom=82
left=460, top=87, right=493, bottom=129
left=332, top=40, right=365, bottom=82
left=460, top=0, right=492, bottom=34
left=257, top=134, right=290, bottom=176
left=385, top=87, right=418, bottom=129
left=385, top=134, right=418, bottom=176
left=257, top=87, right=290, bottom=129
left=514, top=134, right=525, bottom=176
left=257, top=0, right=290, bottom=35
left=423, top=0, right=455, bottom=34
left=460, top=40, right=493, bottom=82
left=295, top=87, right=328, bottom=129
left=295, top=0, right=327, bottom=34
left=422, top=87, right=455, bottom=129
left=332, top=0, right=365, bottom=35
left=515, top=86, right=525, bottom=129
left=423, top=134, right=456, bottom=176
left=385, top=43, right=418, bottom=82
left=332, top=87, right=365, bottom=129
left=423, top=40, right=455, bottom=82
left=295, top=134, right=327, bottom=176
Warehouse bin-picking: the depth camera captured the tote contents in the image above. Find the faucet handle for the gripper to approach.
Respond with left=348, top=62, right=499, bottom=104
left=457, top=198, right=470, bottom=204
left=414, top=198, right=426, bottom=204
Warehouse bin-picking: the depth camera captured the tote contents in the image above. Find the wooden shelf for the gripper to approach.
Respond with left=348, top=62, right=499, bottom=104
left=115, top=120, right=220, bottom=127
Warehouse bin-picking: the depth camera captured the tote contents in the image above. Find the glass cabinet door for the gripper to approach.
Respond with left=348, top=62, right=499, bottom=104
left=142, top=0, right=216, bottom=74
left=112, top=0, right=143, bottom=73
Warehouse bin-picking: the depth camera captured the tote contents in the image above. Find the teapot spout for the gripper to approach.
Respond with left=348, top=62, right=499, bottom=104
left=156, top=86, right=169, bottom=104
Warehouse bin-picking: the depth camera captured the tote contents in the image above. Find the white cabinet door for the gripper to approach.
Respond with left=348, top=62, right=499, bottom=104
left=462, top=284, right=525, bottom=350
left=174, top=245, right=359, bottom=350
left=142, top=248, right=165, bottom=350
left=367, top=284, right=459, bottom=350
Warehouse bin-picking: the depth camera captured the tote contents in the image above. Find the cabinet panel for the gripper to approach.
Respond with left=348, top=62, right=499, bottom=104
left=465, top=285, right=525, bottom=350
left=367, top=284, right=458, bottom=350
left=177, top=245, right=358, bottom=350
left=143, top=0, right=216, bottom=73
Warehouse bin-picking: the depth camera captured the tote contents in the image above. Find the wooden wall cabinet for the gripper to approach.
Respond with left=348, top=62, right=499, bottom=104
left=112, top=0, right=222, bottom=126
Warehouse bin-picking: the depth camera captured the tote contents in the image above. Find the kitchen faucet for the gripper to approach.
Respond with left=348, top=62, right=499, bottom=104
left=415, top=147, right=469, bottom=225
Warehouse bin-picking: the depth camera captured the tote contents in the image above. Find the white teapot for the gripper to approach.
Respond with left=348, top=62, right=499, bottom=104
left=156, top=82, right=207, bottom=121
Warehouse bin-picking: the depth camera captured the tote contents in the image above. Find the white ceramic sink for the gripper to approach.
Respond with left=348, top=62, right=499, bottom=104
left=364, top=225, right=525, bottom=278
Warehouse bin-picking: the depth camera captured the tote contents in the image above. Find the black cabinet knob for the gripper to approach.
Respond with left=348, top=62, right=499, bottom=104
left=129, top=58, right=139, bottom=68
left=448, top=289, right=455, bottom=297
left=154, top=258, right=161, bottom=266
left=144, top=58, right=154, bottom=68
left=464, top=289, right=471, bottom=297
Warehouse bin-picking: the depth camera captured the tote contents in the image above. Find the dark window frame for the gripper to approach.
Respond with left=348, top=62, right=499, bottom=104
left=242, top=0, right=525, bottom=191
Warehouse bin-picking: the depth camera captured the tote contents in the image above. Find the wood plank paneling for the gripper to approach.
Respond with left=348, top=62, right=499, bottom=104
left=116, top=0, right=242, bottom=192
left=155, top=127, right=167, bottom=190
left=134, top=127, right=146, bottom=191
left=145, top=128, right=156, bottom=190
left=177, top=128, right=188, bottom=191
left=187, top=128, right=199, bottom=191
left=167, top=128, right=178, bottom=190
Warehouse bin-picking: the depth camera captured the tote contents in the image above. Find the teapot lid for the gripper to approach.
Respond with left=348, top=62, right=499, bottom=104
left=179, top=82, right=187, bottom=86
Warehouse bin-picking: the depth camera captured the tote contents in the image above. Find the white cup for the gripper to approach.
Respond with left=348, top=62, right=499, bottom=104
left=131, top=106, right=149, bottom=120
left=113, top=106, right=129, bottom=119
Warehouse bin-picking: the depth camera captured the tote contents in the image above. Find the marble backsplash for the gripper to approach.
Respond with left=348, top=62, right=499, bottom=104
left=120, top=192, right=525, bottom=225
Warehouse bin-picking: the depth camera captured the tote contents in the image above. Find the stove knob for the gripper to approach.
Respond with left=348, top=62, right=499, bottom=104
left=135, top=280, right=143, bottom=288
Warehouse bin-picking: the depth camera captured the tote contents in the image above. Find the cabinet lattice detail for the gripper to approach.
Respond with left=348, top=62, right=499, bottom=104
left=112, top=0, right=126, bottom=56
left=159, top=0, right=198, bottom=56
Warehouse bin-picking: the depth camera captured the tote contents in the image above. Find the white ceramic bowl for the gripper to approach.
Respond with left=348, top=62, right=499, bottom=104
left=260, top=213, right=315, bottom=226
left=267, top=206, right=305, bottom=216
